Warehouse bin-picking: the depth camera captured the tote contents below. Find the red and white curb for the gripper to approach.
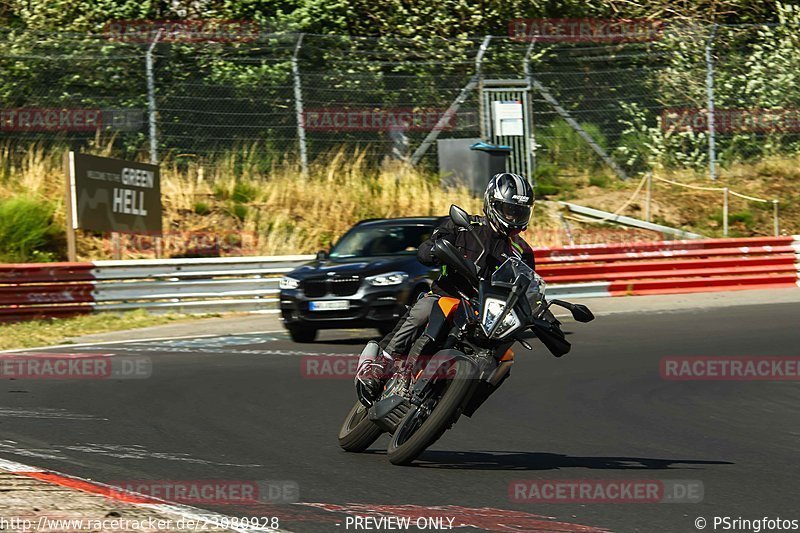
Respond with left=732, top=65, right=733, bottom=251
left=0, top=457, right=289, bottom=532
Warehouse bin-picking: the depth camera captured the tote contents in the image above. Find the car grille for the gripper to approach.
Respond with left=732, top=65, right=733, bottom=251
left=300, top=276, right=361, bottom=297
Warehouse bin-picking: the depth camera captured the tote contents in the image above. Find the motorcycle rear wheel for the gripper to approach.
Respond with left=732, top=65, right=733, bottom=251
left=338, top=400, right=383, bottom=452
left=386, top=359, right=474, bottom=465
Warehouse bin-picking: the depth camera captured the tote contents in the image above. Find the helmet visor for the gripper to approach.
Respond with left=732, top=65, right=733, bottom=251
left=494, top=201, right=531, bottom=226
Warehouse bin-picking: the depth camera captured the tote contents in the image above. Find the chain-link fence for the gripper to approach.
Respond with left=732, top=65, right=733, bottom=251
left=2, top=21, right=800, bottom=178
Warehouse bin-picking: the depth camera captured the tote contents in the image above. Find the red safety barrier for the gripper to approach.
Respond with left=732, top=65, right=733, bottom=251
left=0, top=236, right=796, bottom=324
left=0, top=283, right=95, bottom=306
left=0, top=305, right=92, bottom=323
left=538, top=254, right=798, bottom=283
left=0, top=262, right=95, bottom=284
left=609, top=273, right=799, bottom=296
left=537, top=236, right=799, bottom=296
left=534, top=236, right=795, bottom=262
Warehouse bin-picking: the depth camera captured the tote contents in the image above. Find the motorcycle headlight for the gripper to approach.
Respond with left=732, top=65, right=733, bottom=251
left=482, top=297, right=521, bottom=338
left=279, top=276, right=300, bottom=290
left=366, top=271, right=409, bottom=286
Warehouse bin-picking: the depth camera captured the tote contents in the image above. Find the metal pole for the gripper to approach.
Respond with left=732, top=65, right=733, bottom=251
left=705, top=24, right=718, bottom=181
left=410, top=35, right=491, bottom=166
left=64, top=150, right=78, bottom=262
left=292, top=33, right=309, bottom=176
left=773, top=199, right=780, bottom=236
left=146, top=29, right=163, bottom=165
left=559, top=212, right=574, bottom=246
left=722, top=187, right=729, bottom=237
left=523, top=37, right=537, bottom=179
left=645, top=172, right=652, bottom=222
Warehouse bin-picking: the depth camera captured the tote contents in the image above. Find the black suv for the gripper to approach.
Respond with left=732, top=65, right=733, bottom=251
left=279, top=217, right=443, bottom=342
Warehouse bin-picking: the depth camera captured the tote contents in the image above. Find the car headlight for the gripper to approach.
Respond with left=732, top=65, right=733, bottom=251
left=279, top=276, right=300, bottom=290
left=482, top=297, right=521, bottom=337
left=366, top=271, right=409, bottom=287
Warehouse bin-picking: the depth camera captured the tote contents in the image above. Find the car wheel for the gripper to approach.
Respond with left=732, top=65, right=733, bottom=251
left=288, top=326, right=317, bottom=343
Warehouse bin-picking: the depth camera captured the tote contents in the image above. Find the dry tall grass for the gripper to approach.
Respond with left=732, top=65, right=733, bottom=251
left=1, top=144, right=489, bottom=258
left=4, top=142, right=795, bottom=261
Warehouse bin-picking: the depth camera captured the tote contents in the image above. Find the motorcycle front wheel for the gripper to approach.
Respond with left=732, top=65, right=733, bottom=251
left=386, top=359, right=474, bottom=465
left=338, top=400, right=383, bottom=452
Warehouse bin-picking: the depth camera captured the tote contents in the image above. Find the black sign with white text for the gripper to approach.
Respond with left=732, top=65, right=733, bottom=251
left=69, top=152, right=162, bottom=234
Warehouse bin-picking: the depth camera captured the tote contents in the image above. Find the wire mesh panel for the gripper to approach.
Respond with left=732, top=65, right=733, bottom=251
left=2, top=24, right=800, bottom=179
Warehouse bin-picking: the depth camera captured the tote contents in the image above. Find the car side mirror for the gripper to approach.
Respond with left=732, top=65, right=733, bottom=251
left=316, top=250, right=327, bottom=260
left=449, top=204, right=472, bottom=231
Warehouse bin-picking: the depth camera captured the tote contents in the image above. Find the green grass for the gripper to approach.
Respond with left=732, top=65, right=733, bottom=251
left=0, top=310, right=217, bottom=351
left=0, top=196, right=63, bottom=262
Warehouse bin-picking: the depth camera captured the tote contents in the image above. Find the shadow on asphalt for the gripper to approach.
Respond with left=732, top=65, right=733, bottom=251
left=406, top=451, right=734, bottom=470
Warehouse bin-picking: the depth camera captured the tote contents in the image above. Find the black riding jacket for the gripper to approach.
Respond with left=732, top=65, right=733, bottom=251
left=417, top=215, right=536, bottom=297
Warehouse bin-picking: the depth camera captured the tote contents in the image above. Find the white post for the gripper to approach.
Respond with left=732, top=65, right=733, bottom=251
left=723, top=187, right=729, bottom=237
left=645, top=172, right=653, bottom=222
left=773, top=199, right=780, bottom=236
left=705, top=24, right=718, bottom=181
left=292, top=33, right=309, bottom=176
left=146, top=29, right=163, bottom=165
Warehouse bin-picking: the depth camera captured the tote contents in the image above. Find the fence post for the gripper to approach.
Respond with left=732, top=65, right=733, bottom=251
left=705, top=24, right=718, bottom=181
left=145, top=29, right=162, bottom=165
left=645, top=171, right=653, bottom=222
left=523, top=37, right=537, bottom=177
left=292, top=33, right=309, bottom=176
left=722, top=187, right=729, bottom=237
left=773, top=199, right=780, bottom=236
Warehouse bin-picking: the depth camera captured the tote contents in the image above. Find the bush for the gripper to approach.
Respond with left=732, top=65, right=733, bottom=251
left=193, top=201, right=211, bottom=216
left=0, top=197, right=63, bottom=262
left=540, top=119, right=607, bottom=170
left=589, top=174, right=612, bottom=188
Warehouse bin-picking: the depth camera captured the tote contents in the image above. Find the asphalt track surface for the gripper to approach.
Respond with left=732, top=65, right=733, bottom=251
left=0, top=301, right=798, bottom=532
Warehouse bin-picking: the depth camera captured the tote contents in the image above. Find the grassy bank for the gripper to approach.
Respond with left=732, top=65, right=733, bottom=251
left=1, top=142, right=798, bottom=262
left=0, top=310, right=210, bottom=350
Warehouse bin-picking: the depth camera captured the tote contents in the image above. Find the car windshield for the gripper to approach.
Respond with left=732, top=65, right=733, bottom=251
left=329, top=224, right=432, bottom=258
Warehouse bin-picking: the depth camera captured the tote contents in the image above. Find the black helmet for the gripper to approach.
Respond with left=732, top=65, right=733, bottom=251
left=483, top=172, right=535, bottom=235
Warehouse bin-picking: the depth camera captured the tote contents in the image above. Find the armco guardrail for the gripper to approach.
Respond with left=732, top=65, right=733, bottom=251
left=0, top=236, right=798, bottom=322
left=0, top=255, right=314, bottom=322
left=535, top=236, right=800, bottom=298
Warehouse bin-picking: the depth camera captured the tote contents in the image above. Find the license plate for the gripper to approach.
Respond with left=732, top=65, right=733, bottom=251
left=309, top=300, right=350, bottom=311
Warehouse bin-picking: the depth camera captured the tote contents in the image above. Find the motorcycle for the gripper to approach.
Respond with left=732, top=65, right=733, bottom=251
left=338, top=204, right=595, bottom=465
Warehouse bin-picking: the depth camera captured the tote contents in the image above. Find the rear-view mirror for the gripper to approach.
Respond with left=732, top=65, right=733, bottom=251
left=449, top=204, right=472, bottom=231
left=571, top=304, right=595, bottom=323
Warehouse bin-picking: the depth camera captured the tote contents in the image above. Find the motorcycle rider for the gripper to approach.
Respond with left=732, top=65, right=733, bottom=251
left=355, top=172, right=537, bottom=404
